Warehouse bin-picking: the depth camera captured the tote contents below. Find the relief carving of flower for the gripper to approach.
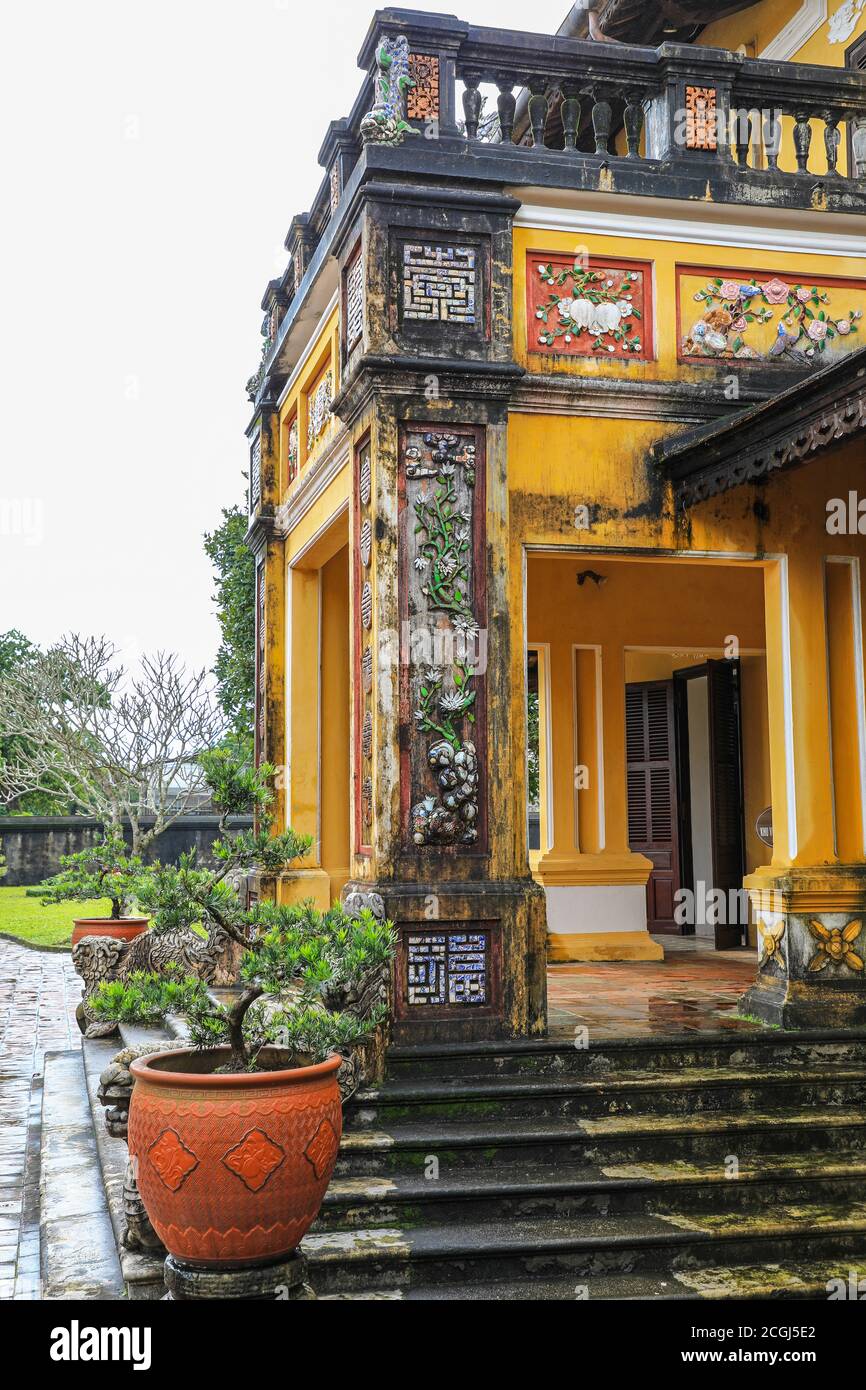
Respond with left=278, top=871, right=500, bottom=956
left=796, top=286, right=812, bottom=303
left=761, top=277, right=791, bottom=304
left=413, top=556, right=429, bottom=571
left=807, top=918, right=864, bottom=973
left=440, top=692, right=470, bottom=714
left=836, top=319, right=852, bottom=335
left=807, top=319, right=829, bottom=342
left=759, top=920, right=785, bottom=968
left=719, top=279, right=741, bottom=300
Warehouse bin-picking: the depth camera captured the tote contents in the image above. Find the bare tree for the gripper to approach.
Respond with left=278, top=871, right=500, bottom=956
left=0, top=635, right=226, bottom=854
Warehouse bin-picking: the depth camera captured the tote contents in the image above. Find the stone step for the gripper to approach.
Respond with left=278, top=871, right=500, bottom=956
left=302, top=1202, right=866, bottom=1294
left=319, top=1254, right=866, bottom=1301
left=335, top=1105, right=866, bottom=1175
left=318, top=1151, right=866, bottom=1230
left=39, top=1050, right=124, bottom=1300
left=80, top=1037, right=166, bottom=1301
left=384, top=1029, right=866, bottom=1081
left=348, top=1064, right=866, bottom=1126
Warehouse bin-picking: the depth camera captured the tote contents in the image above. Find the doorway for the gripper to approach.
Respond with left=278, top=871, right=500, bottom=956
left=626, top=660, right=747, bottom=948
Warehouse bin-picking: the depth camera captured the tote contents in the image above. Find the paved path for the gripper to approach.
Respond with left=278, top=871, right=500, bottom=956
left=0, top=940, right=79, bottom=1299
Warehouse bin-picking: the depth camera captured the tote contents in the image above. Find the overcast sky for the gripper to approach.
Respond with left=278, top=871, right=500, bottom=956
left=0, top=0, right=568, bottom=676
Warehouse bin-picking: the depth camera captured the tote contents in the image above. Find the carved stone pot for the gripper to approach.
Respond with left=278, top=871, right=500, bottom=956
left=71, top=917, right=149, bottom=946
left=128, top=1047, right=342, bottom=1269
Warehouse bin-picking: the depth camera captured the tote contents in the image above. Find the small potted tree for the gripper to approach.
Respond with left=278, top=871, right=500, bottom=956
left=41, top=834, right=150, bottom=945
left=91, top=753, right=395, bottom=1278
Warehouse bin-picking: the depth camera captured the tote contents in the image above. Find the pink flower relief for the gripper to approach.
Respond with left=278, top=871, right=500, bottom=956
left=761, top=277, right=791, bottom=304
left=796, top=286, right=812, bottom=303
left=807, top=319, right=828, bottom=341
left=836, top=319, right=852, bottom=335
left=731, top=316, right=747, bottom=332
left=719, top=280, right=740, bottom=300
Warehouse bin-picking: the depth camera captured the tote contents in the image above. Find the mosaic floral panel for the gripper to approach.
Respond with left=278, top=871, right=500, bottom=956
left=402, top=243, right=477, bottom=325
left=527, top=253, right=652, bottom=360
left=406, top=53, right=440, bottom=121
left=407, top=931, right=488, bottom=1006
left=678, top=267, right=865, bottom=363
left=286, top=416, right=299, bottom=485
left=345, top=249, right=364, bottom=353
left=401, top=428, right=484, bottom=850
left=306, top=366, right=333, bottom=452
left=355, top=439, right=375, bottom=853
left=685, top=85, right=718, bottom=151
left=329, top=159, right=341, bottom=214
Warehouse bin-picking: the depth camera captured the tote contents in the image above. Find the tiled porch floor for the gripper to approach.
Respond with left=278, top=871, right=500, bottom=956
left=547, top=935, right=762, bottom=1041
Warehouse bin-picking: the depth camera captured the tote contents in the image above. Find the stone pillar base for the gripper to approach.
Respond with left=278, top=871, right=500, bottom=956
left=739, top=865, right=866, bottom=1030
left=164, top=1250, right=314, bottom=1301
left=548, top=930, right=664, bottom=963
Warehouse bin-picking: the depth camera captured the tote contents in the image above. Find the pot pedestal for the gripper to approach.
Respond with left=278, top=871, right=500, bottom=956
left=163, top=1250, right=315, bottom=1301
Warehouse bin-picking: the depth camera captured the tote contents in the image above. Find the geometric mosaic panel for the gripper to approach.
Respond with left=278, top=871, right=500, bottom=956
left=407, top=931, right=488, bottom=1006
left=685, top=86, right=718, bottom=151
left=406, top=53, right=440, bottom=122
left=345, top=249, right=364, bottom=353
left=402, top=243, right=476, bottom=324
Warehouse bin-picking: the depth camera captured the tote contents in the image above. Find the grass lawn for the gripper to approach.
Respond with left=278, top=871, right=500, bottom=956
left=0, top=886, right=113, bottom=949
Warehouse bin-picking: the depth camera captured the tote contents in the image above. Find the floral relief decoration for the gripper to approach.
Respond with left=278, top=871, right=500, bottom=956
left=532, top=259, right=646, bottom=357
left=681, top=274, right=862, bottom=362
left=406, top=432, right=480, bottom=848
left=807, top=918, right=864, bottom=974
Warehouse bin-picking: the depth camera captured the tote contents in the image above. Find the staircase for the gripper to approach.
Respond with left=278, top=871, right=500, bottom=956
left=304, top=1030, right=866, bottom=1300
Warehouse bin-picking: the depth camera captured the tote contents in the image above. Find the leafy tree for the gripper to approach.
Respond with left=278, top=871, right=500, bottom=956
left=0, top=631, right=72, bottom=815
left=203, top=506, right=255, bottom=745
left=0, top=635, right=225, bottom=853
left=39, top=835, right=143, bottom=920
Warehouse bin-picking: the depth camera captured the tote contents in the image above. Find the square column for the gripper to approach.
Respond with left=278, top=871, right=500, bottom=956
left=740, top=554, right=866, bottom=1027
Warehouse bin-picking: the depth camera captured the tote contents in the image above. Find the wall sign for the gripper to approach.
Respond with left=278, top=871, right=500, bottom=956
left=755, top=807, right=774, bottom=849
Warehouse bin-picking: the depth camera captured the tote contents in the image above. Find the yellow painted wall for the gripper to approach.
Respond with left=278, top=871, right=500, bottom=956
left=320, top=545, right=351, bottom=903
left=276, top=305, right=340, bottom=503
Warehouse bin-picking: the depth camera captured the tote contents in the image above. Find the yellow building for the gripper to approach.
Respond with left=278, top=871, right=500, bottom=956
left=246, top=2, right=866, bottom=1040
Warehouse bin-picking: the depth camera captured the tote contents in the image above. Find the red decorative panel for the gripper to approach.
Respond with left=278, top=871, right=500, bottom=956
left=406, top=53, right=440, bottom=121
left=527, top=253, right=653, bottom=360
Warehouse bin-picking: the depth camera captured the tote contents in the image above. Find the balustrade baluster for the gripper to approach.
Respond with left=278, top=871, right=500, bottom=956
left=560, top=81, right=582, bottom=152
left=733, top=108, right=753, bottom=167
left=496, top=78, right=516, bottom=145
left=462, top=71, right=483, bottom=141
left=793, top=110, right=813, bottom=174
left=591, top=89, right=613, bottom=156
left=763, top=109, right=781, bottom=171
left=623, top=91, right=644, bottom=159
left=824, top=111, right=842, bottom=175
left=527, top=77, right=549, bottom=149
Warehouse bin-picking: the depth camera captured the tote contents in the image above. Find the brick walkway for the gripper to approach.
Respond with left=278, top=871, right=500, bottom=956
left=0, top=940, right=79, bottom=1299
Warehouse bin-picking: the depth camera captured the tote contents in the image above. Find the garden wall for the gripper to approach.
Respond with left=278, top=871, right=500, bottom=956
left=0, top=816, right=254, bottom=886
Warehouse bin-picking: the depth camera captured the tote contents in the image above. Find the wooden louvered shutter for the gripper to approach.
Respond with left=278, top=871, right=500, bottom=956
left=707, top=659, right=746, bottom=949
left=625, top=681, right=680, bottom=931
left=848, top=35, right=866, bottom=177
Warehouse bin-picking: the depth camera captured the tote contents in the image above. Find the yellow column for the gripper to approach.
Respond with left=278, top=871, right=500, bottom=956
left=281, top=564, right=331, bottom=909
left=535, top=640, right=658, bottom=961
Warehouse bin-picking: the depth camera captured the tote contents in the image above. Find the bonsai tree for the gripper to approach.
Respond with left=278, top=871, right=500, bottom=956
left=40, top=834, right=143, bottom=920
left=90, top=752, right=396, bottom=1073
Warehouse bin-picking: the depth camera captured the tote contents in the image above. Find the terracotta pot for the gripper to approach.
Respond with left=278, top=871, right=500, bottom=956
left=128, top=1047, right=343, bottom=1267
left=71, top=917, right=149, bottom=946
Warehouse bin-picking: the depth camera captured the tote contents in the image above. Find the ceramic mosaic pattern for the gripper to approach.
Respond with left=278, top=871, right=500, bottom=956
left=402, top=428, right=483, bottom=849
left=406, top=53, right=440, bottom=121
left=407, top=931, right=488, bottom=1006
left=287, top=416, right=299, bottom=484
left=685, top=85, right=718, bottom=151
left=306, top=368, right=333, bottom=452
left=679, top=267, right=865, bottom=363
left=402, top=243, right=477, bottom=324
left=528, top=253, right=651, bottom=359
left=345, top=250, right=365, bottom=353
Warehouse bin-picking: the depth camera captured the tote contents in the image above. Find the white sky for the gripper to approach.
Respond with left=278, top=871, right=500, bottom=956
left=0, top=0, right=568, bottom=676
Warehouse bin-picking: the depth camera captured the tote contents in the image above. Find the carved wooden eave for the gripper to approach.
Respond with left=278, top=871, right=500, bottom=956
left=592, top=0, right=762, bottom=45
left=652, top=346, right=866, bottom=508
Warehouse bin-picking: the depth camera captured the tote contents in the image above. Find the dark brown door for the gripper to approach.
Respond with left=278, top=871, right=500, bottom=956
left=625, top=680, right=681, bottom=933
left=707, top=659, right=747, bottom=949
left=674, top=660, right=747, bottom=950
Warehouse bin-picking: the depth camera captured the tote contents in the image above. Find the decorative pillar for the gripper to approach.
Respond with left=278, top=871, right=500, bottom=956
left=740, top=554, right=866, bottom=1027
left=334, top=173, right=547, bottom=1041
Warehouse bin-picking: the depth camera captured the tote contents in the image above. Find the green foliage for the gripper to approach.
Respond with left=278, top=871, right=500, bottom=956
left=39, top=834, right=143, bottom=920
left=203, top=507, right=255, bottom=741
left=0, top=838, right=6, bottom=883
left=0, top=630, right=74, bottom=815
left=527, top=689, right=540, bottom=810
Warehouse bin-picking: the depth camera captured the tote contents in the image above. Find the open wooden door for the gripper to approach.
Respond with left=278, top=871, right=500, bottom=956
left=674, top=660, right=747, bottom=950
left=625, top=680, right=681, bottom=933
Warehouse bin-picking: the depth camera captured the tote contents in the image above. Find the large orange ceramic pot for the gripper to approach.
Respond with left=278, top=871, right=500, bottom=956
left=71, top=917, right=149, bottom=946
left=128, top=1048, right=343, bottom=1267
